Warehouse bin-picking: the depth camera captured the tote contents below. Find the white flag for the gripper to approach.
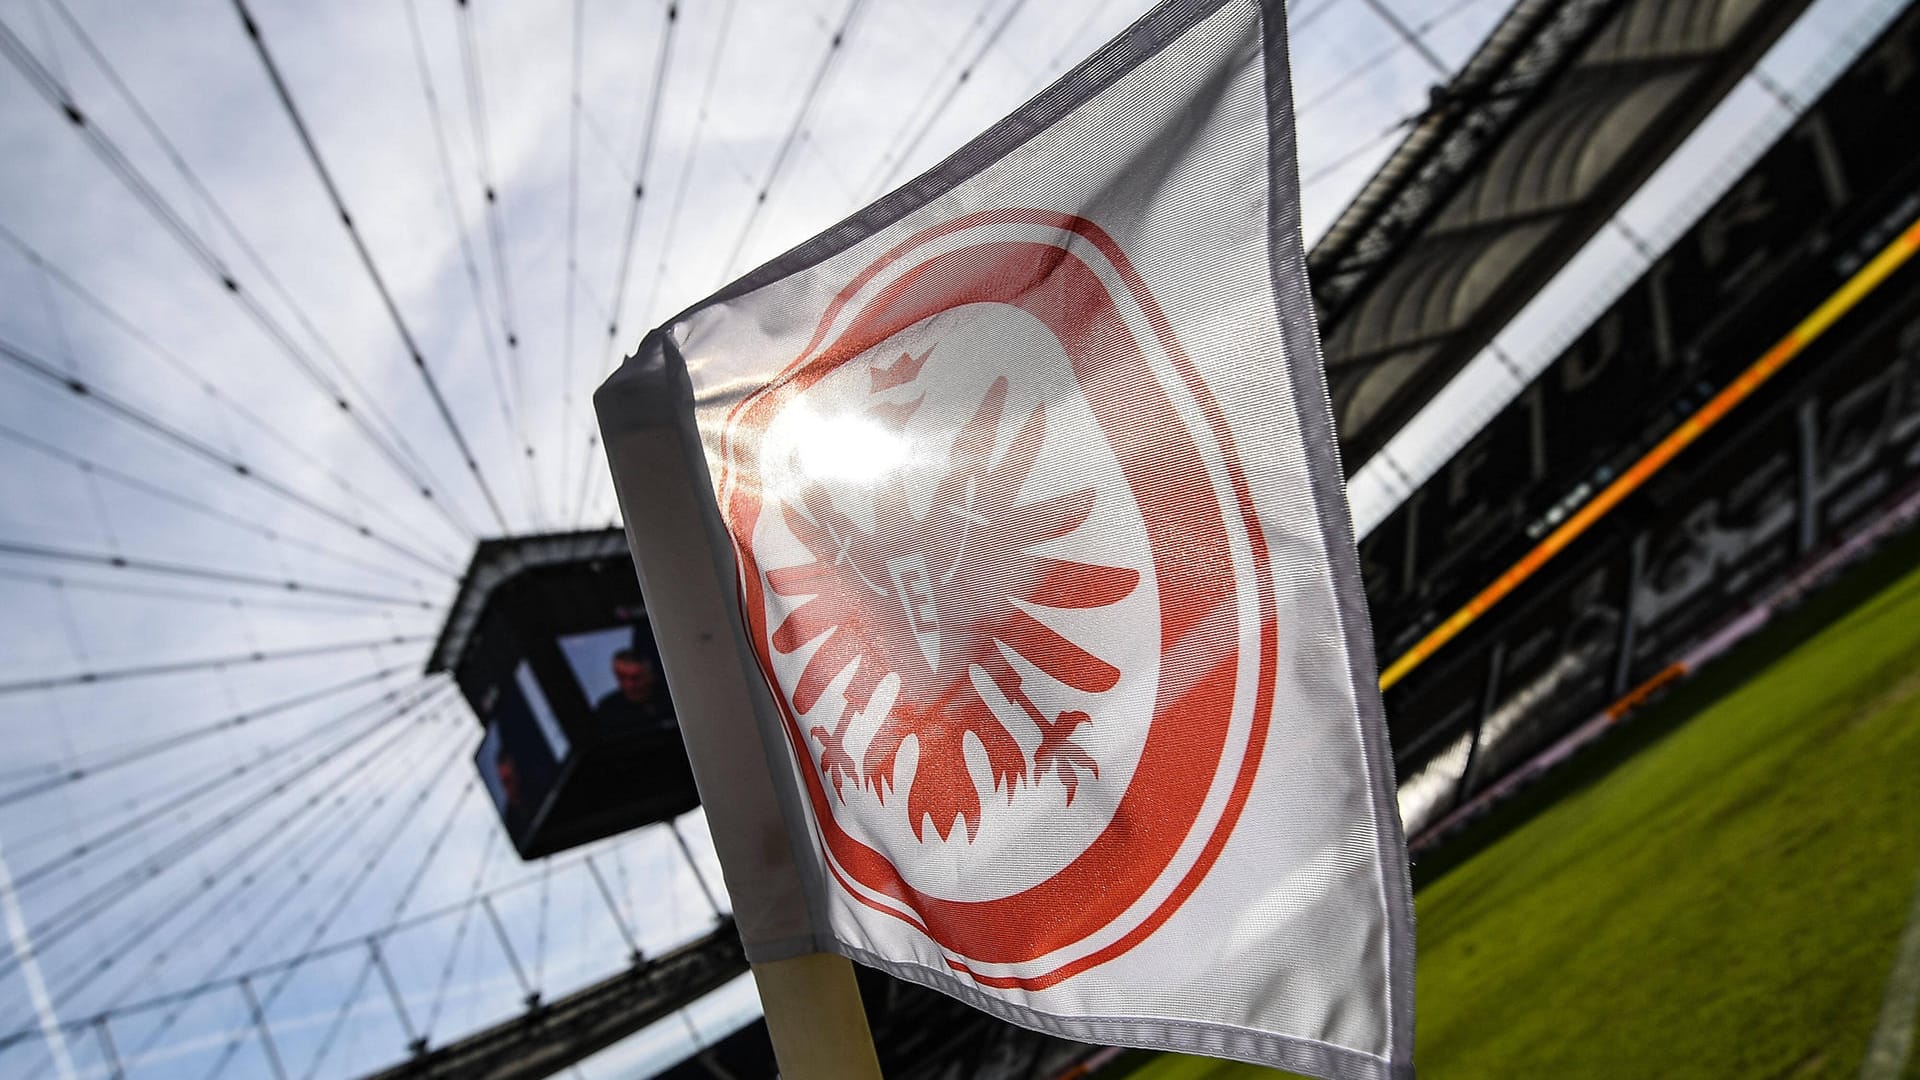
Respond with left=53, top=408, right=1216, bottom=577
left=597, top=1, right=1413, bottom=1076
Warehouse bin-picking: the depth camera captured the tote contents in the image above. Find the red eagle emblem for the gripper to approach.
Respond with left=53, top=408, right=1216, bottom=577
left=723, top=211, right=1274, bottom=979
left=767, top=349, right=1138, bottom=842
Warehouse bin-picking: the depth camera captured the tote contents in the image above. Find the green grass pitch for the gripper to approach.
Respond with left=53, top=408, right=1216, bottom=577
left=1123, top=548, right=1920, bottom=1080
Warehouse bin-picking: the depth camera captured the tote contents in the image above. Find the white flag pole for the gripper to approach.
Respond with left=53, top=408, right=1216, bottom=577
left=597, top=363, right=882, bottom=1080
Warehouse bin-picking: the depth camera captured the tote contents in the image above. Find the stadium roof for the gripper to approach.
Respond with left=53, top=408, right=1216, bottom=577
left=1313, top=0, right=1815, bottom=470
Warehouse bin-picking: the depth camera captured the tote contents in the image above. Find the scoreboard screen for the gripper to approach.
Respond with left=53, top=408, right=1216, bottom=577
left=444, top=535, right=699, bottom=860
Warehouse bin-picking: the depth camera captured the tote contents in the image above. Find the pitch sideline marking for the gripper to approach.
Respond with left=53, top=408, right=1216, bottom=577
left=1860, top=861, right=1920, bottom=1079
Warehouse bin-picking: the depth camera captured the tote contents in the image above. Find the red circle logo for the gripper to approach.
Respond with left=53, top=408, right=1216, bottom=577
left=719, top=211, right=1277, bottom=987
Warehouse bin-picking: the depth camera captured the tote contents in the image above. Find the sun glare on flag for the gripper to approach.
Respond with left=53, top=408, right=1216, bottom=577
left=790, top=410, right=909, bottom=484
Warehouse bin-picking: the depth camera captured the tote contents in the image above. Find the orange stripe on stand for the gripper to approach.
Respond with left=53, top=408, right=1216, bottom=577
left=1378, top=214, right=1920, bottom=692
left=1605, top=662, right=1690, bottom=722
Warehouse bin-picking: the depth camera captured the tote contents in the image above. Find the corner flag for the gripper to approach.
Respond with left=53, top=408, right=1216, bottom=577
left=596, top=2, right=1414, bottom=1076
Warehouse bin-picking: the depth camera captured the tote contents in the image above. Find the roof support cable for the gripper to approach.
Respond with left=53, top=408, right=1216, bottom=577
left=869, top=0, right=1034, bottom=198
left=228, top=0, right=512, bottom=533
left=0, top=684, right=447, bottom=996
left=556, top=0, right=587, bottom=530
left=298, top=779, right=474, bottom=1077
left=0, top=664, right=410, bottom=809
left=0, top=227, right=463, bottom=565
left=398, top=0, right=540, bottom=529
left=717, top=0, right=872, bottom=283
left=86, top=736, right=426, bottom=1018
left=110, top=727, right=443, bottom=1061
left=451, top=0, right=531, bottom=479
left=0, top=539, right=443, bottom=610
left=39, top=717, right=440, bottom=1017
left=0, top=633, right=430, bottom=699
left=196, top=735, right=470, bottom=1080
left=0, top=335, right=462, bottom=579
left=37, top=0, right=462, bottom=511
left=420, top=830, right=500, bottom=1043
left=599, top=2, right=681, bottom=372
left=0, top=12, right=480, bottom=544
left=0, top=421, right=437, bottom=590
left=1358, top=0, right=1452, bottom=78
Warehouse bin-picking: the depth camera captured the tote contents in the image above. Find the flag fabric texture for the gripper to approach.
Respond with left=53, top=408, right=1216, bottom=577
left=596, top=1, right=1413, bottom=1076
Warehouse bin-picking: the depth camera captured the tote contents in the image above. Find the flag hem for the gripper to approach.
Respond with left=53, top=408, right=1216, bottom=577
left=835, top=939, right=1410, bottom=1080
left=1256, top=0, right=1418, bottom=1070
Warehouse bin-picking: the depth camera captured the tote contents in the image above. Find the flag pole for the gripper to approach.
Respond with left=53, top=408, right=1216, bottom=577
left=752, top=953, right=884, bottom=1079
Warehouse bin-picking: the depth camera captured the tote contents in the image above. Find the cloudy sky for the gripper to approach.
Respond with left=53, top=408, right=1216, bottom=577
left=0, top=0, right=1900, bottom=1076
